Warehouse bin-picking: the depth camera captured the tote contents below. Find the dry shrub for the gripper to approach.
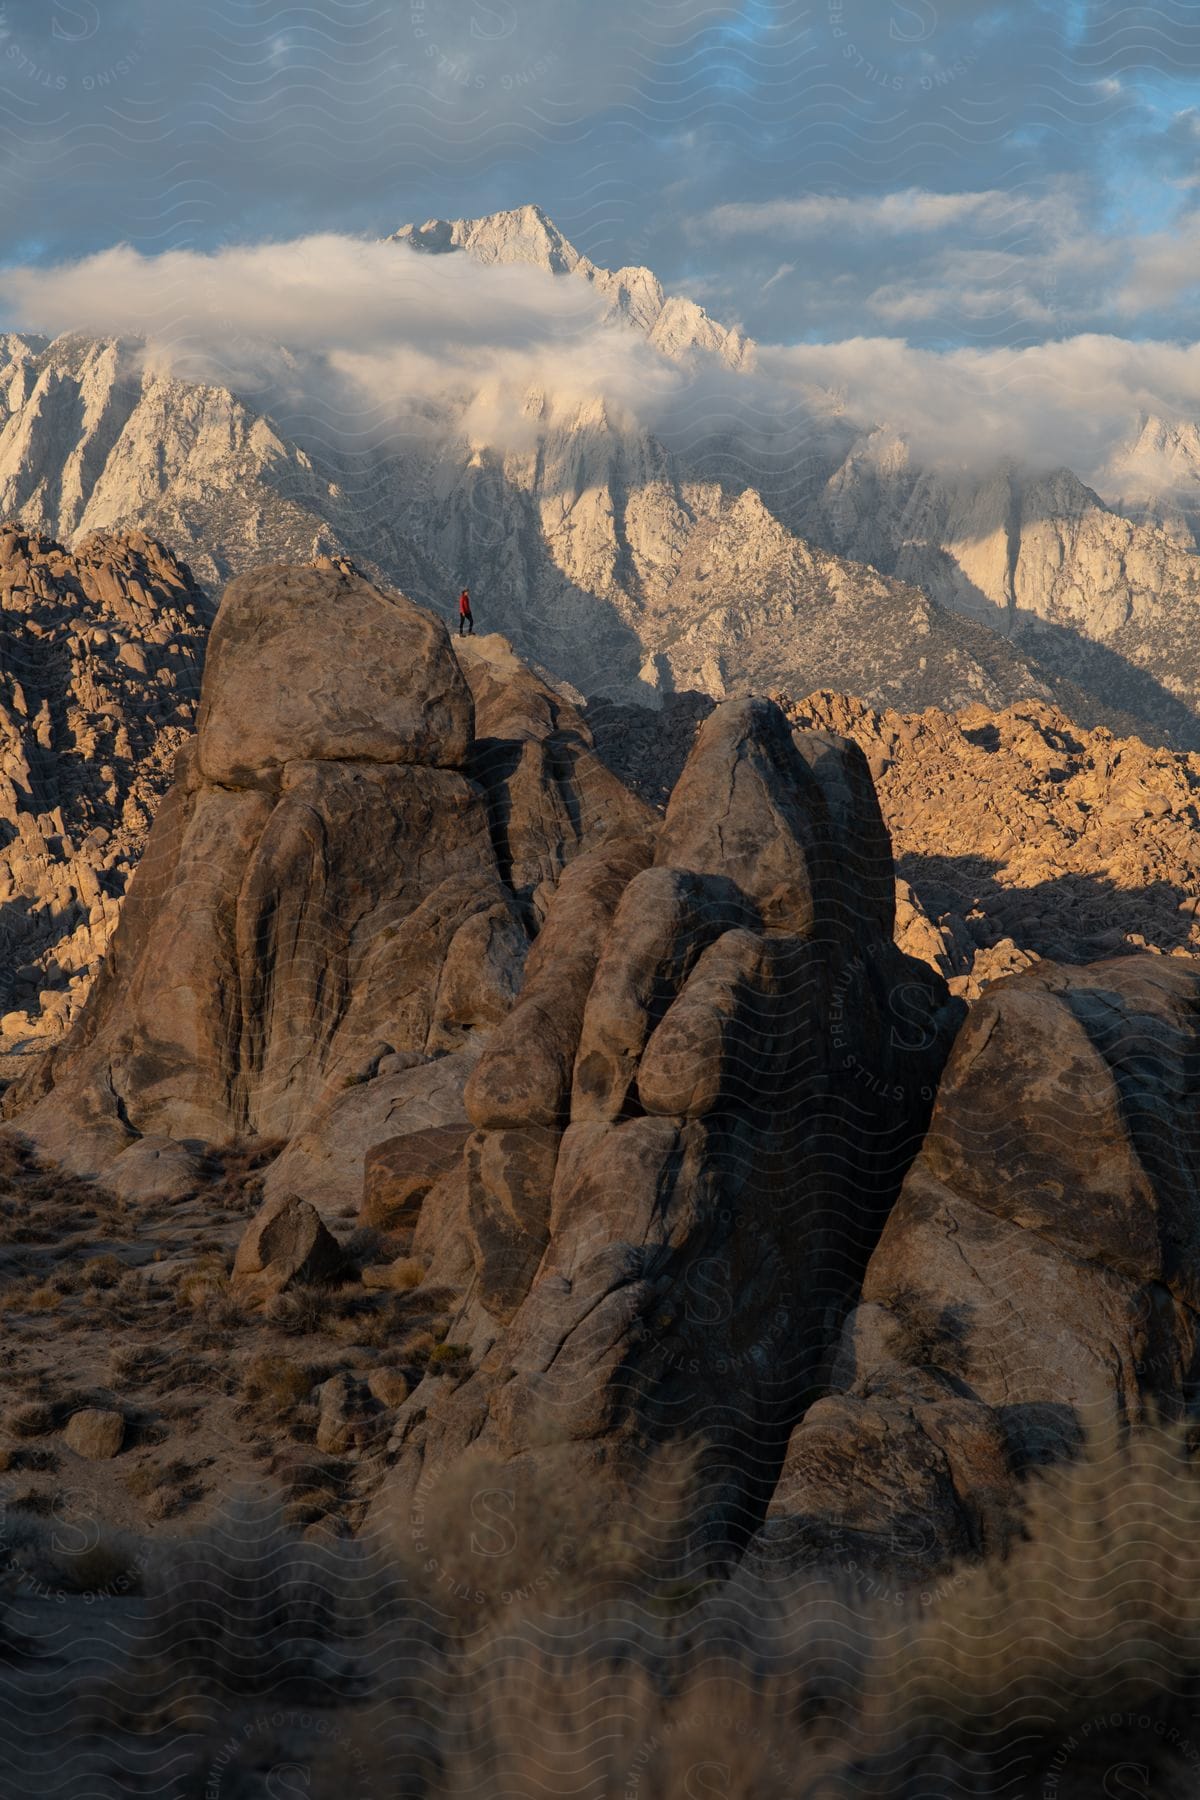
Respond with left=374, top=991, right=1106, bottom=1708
left=382, top=1257, right=425, bottom=1291
left=128, top=1496, right=389, bottom=1698
left=20, top=1283, right=62, bottom=1312
left=241, top=1353, right=318, bottom=1412
left=107, top=1341, right=163, bottom=1385
left=56, top=1423, right=1200, bottom=1799
left=387, top=1438, right=707, bottom=1634
left=175, top=1256, right=230, bottom=1307
left=832, top=1420, right=1200, bottom=1795
left=345, top=1424, right=1200, bottom=1798
left=264, top=1285, right=337, bottom=1336
left=203, top=1136, right=287, bottom=1214
left=80, top=1254, right=123, bottom=1290
left=6, top=1399, right=55, bottom=1437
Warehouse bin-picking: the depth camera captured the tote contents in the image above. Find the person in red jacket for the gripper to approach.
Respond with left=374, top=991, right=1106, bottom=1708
left=458, top=587, right=474, bottom=637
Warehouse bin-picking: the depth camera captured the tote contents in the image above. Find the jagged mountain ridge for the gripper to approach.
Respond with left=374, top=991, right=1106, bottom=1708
left=2, top=204, right=1199, bottom=743
left=0, top=315, right=1091, bottom=730
left=391, top=202, right=754, bottom=369
left=395, top=207, right=1200, bottom=745
left=797, top=431, right=1200, bottom=739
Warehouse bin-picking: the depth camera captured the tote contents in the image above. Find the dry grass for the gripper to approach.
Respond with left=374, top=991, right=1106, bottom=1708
left=56, top=1422, right=1200, bottom=1798
left=240, top=1352, right=319, bottom=1413
left=5, top=1399, right=55, bottom=1436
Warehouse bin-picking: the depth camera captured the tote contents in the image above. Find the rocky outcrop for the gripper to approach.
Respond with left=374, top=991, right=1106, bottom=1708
left=750, top=954, right=1200, bottom=1582
left=0, top=524, right=207, bottom=1053
left=231, top=1190, right=346, bottom=1303
left=10, top=538, right=1198, bottom=1597
left=455, top=632, right=650, bottom=925
left=1, top=569, right=654, bottom=1218
left=1, top=561, right=486, bottom=1189
left=381, top=694, right=961, bottom=1557
left=784, top=692, right=1200, bottom=999
left=597, top=686, right=1200, bottom=1002
left=196, top=561, right=473, bottom=783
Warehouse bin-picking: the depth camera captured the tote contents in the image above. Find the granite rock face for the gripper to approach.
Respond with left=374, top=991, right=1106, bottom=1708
left=606, top=686, right=1200, bottom=1003
left=750, top=954, right=1200, bottom=1583
left=0, top=565, right=485, bottom=1193
left=231, top=1190, right=346, bottom=1303
left=454, top=632, right=650, bottom=926
left=6, top=549, right=964, bottom=1558
left=196, top=560, right=473, bottom=784
left=2, top=572, right=651, bottom=1220
left=13, top=548, right=1194, bottom=1588
left=382, top=695, right=961, bottom=1556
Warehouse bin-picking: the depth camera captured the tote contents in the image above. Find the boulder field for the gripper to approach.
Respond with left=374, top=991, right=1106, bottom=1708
left=6, top=557, right=1200, bottom=1571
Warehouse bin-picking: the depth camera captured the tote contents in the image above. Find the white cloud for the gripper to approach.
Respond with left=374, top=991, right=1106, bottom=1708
left=8, top=230, right=1200, bottom=495
left=0, top=234, right=684, bottom=454
left=763, top=333, right=1200, bottom=486
left=704, top=188, right=1065, bottom=239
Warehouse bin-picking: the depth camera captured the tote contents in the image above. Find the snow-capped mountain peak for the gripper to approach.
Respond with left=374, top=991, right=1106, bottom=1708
left=390, top=204, right=753, bottom=369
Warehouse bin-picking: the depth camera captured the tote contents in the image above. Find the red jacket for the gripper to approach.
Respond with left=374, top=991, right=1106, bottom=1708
left=459, top=591, right=471, bottom=615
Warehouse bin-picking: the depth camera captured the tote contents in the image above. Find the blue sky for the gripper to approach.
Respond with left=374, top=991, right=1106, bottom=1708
left=2, top=0, right=1200, bottom=350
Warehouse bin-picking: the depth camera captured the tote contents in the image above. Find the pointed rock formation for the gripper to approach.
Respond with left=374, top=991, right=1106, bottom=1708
left=381, top=694, right=961, bottom=1559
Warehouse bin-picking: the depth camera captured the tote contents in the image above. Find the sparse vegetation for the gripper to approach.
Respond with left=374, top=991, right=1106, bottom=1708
left=57, top=1425, right=1200, bottom=1798
left=240, top=1353, right=319, bottom=1413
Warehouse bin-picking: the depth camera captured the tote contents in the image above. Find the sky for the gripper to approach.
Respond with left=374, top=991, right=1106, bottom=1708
left=1, top=0, right=1200, bottom=350
left=3, top=1, right=1200, bottom=482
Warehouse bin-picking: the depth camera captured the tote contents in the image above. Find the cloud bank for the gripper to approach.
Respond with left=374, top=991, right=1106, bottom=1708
left=3, top=232, right=1200, bottom=493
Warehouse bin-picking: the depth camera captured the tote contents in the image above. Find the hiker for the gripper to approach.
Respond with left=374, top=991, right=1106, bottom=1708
left=458, top=587, right=474, bottom=637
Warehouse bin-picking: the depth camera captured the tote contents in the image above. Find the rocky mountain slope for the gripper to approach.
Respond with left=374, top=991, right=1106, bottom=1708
left=799, top=437, right=1200, bottom=745
left=5, top=208, right=1194, bottom=746
left=0, top=332, right=447, bottom=600
left=399, top=207, right=1200, bottom=749
left=789, top=691, right=1200, bottom=997
left=0, top=525, right=206, bottom=1056
left=0, top=326, right=1080, bottom=725
left=4, top=557, right=1199, bottom=1584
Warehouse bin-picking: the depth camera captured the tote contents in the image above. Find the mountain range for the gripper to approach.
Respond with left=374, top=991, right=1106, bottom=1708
left=2, top=204, right=1200, bottom=745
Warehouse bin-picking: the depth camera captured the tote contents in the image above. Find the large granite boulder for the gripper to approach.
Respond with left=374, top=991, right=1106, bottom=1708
left=231, top=1189, right=346, bottom=1303
left=2, top=567, right=656, bottom=1218
left=196, top=558, right=473, bottom=783
left=0, top=568, right=486, bottom=1194
left=381, top=696, right=961, bottom=1560
left=749, top=954, right=1200, bottom=1583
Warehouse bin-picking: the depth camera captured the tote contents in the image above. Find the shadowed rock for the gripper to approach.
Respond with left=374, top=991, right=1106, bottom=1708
left=232, top=1190, right=346, bottom=1304
left=361, top=1124, right=474, bottom=1231
left=749, top=954, right=1200, bottom=1584
left=381, top=695, right=961, bottom=1561
left=456, top=632, right=651, bottom=925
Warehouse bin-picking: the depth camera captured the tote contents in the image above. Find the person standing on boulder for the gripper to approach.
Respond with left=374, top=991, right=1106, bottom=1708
left=458, top=587, right=474, bottom=637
